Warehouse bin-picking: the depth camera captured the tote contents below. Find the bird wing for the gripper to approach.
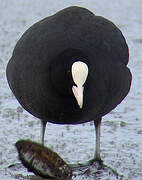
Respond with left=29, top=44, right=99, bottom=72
left=102, top=63, right=132, bottom=115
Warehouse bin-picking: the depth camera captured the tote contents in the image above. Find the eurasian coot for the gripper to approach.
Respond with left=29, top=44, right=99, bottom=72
left=6, top=6, right=132, bottom=164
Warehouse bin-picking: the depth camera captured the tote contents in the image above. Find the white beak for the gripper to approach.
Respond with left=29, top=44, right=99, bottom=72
left=72, top=85, right=84, bottom=108
left=71, top=61, right=88, bottom=109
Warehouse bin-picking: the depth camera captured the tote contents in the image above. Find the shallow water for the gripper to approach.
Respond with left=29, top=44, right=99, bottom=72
left=0, top=0, right=142, bottom=179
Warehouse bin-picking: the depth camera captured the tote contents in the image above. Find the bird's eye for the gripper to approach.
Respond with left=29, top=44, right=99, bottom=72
left=67, top=70, right=71, bottom=76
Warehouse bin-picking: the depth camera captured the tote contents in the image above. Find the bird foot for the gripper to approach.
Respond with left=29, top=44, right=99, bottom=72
left=69, top=158, right=103, bottom=170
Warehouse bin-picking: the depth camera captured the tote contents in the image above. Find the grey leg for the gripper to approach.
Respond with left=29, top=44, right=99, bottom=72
left=70, top=118, right=102, bottom=169
left=41, top=120, right=47, bottom=146
left=94, top=118, right=102, bottom=162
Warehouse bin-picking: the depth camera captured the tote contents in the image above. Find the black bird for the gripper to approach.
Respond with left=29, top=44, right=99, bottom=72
left=6, top=6, right=132, bottom=165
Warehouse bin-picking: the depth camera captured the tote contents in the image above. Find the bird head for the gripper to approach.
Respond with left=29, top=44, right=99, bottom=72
left=71, top=61, right=88, bottom=109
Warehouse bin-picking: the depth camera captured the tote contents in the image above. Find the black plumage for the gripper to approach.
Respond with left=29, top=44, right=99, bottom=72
left=6, top=6, right=132, bottom=163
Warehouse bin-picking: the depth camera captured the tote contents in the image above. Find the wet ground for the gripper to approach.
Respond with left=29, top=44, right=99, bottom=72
left=0, top=0, right=142, bottom=179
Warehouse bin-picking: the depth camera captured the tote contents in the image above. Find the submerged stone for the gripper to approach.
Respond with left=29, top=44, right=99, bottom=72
left=15, top=139, right=72, bottom=180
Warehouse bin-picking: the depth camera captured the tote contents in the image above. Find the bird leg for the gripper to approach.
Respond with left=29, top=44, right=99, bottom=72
left=84, top=119, right=103, bottom=166
left=94, top=118, right=102, bottom=163
left=70, top=118, right=103, bottom=169
left=40, top=119, right=47, bottom=146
